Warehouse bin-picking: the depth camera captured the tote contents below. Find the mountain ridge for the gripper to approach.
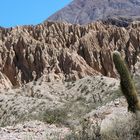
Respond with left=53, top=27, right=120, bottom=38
left=47, top=0, right=140, bottom=25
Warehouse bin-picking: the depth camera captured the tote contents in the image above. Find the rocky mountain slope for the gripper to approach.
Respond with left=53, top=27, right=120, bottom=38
left=47, top=0, right=140, bottom=25
left=0, top=21, right=140, bottom=87
left=0, top=16, right=140, bottom=139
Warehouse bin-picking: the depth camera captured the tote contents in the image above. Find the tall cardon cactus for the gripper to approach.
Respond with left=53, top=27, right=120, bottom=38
left=113, top=51, right=140, bottom=113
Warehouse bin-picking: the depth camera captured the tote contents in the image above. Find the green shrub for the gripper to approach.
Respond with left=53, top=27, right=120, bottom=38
left=42, top=108, right=67, bottom=124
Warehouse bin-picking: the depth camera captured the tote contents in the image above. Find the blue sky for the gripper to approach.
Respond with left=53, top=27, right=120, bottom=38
left=0, top=0, right=72, bottom=27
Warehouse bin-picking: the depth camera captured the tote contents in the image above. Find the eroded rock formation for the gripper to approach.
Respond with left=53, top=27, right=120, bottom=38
left=0, top=21, right=140, bottom=86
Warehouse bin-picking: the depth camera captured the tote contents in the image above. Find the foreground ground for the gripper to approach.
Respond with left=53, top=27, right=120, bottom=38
left=0, top=75, right=139, bottom=140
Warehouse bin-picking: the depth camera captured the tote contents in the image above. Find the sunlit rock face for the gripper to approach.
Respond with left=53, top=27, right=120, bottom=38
left=0, top=21, right=140, bottom=86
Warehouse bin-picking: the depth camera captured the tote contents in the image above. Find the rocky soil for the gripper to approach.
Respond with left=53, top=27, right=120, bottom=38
left=0, top=121, right=70, bottom=140
left=0, top=74, right=139, bottom=139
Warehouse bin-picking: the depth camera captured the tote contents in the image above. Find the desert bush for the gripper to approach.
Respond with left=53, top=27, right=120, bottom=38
left=42, top=108, right=67, bottom=125
left=66, top=118, right=101, bottom=140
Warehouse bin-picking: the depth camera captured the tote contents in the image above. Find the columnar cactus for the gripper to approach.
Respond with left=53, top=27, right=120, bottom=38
left=113, top=51, right=140, bottom=113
